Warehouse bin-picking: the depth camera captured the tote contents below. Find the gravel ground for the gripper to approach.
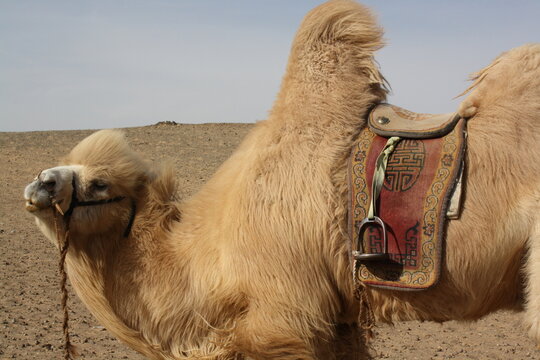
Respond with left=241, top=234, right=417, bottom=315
left=1, top=123, right=538, bottom=359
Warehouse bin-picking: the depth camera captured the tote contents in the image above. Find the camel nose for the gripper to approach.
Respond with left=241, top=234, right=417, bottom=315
left=24, top=175, right=54, bottom=210
left=40, top=171, right=58, bottom=193
left=24, top=166, right=79, bottom=212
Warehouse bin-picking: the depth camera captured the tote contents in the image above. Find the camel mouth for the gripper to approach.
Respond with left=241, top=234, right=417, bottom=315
left=25, top=201, right=41, bottom=213
left=25, top=197, right=65, bottom=213
left=24, top=196, right=57, bottom=213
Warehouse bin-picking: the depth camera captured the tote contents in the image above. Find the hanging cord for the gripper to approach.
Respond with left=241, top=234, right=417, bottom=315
left=353, top=262, right=375, bottom=341
left=53, top=208, right=79, bottom=360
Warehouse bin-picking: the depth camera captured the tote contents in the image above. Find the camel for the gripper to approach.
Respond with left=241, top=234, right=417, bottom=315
left=23, top=0, right=540, bottom=359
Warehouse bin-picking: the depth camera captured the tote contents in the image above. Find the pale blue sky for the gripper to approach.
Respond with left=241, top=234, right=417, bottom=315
left=1, top=1, right=539, bottom=132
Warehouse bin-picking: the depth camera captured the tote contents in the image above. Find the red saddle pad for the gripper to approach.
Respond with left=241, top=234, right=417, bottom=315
left=348, top=119, right=466, bottom=290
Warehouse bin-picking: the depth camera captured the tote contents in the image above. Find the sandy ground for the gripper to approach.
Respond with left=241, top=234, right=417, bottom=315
left=1, top=123, right=538, bottom=359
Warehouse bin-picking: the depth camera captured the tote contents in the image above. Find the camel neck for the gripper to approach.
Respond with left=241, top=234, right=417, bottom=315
left=64, top=202, right=235, bottom=358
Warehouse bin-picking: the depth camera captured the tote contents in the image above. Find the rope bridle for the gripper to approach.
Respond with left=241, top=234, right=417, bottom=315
left=51, top=173, right=136, bottom=359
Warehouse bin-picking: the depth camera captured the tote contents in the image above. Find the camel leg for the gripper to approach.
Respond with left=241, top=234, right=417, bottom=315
left=525, top=219, right=540, bottom=344
left=331, top=323, right=371, bottom=360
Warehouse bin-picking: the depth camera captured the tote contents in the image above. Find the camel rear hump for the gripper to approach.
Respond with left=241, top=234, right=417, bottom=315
left=458, top=43, right=540, bottom=120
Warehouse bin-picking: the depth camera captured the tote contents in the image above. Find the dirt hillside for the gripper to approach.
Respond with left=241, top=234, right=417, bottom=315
left=1, top=123, right=537, bottom=359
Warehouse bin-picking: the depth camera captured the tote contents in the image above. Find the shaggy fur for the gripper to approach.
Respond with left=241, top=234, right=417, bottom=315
left=26, top=1, right=540, bottom=359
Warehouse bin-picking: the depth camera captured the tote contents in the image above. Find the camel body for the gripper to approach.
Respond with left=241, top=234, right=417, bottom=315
left=24, top=1, right=540, bottom=359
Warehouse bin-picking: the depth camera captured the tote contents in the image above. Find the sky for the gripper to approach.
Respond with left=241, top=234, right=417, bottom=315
left=1, top=1, right=539, bottom=132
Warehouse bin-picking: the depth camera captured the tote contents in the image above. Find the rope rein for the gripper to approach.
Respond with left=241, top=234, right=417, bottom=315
left=53, top=210, right=78, bottom=360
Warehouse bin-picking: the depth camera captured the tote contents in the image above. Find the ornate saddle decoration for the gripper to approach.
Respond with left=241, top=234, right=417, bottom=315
left=348, top=104, right=466, bottom=290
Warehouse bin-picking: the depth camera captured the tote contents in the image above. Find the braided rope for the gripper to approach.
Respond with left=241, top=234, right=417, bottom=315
left=53, top=209, right=78, bottom=359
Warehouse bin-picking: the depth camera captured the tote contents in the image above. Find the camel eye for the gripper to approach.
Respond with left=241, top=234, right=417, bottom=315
left=91, top=180, right=108, bottom=192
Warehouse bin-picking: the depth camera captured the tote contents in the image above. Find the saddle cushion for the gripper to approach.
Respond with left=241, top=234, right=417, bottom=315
left=369, top=103, right=461, bottom=139
left=348, top=115, right=466, bottom=290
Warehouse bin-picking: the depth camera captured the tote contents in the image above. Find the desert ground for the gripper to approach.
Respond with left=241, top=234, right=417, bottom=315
left=1, top=123, right=538, bottom=359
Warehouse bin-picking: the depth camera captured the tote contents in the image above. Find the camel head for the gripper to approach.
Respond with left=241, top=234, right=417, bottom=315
left=24, top=130, right=152, bottom=243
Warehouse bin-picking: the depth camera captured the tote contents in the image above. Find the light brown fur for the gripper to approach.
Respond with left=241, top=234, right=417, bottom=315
left=25, top=1, right=540, bottom=359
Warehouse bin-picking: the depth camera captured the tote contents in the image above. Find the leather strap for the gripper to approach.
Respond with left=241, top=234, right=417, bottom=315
left=367, top=136, right=401, bottom=219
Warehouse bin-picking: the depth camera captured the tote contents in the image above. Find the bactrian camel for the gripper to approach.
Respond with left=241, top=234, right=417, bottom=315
left=23, top=1, right=540, bottom=359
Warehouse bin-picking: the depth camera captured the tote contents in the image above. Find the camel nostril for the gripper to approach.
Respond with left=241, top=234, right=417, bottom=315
left=43, top=180, right=56, bottom=192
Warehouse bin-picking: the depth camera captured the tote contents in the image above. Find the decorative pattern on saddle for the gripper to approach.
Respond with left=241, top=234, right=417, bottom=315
left=348, top=104, right=466, bottom=290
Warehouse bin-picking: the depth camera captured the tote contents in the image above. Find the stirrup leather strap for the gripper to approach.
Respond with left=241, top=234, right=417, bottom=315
left=367, top=136, right=401, bottom=220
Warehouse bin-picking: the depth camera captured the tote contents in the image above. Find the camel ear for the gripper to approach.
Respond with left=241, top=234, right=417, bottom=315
left=134, top=161, right=158, bottom=192
left=134, top=169, right=151, bottom=191
left=147, top=162, right=178, bottom=203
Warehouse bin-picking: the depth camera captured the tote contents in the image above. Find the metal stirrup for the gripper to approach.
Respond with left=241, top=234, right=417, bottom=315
left=353, top=136, right=400, bottom=262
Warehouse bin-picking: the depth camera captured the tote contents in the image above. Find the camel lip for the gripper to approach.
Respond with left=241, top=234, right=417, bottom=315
left=25, top=199, right=57, bottom=213
left=25, top=202, right=40, bottom=213
left=25, top=195, right=67, bottom=214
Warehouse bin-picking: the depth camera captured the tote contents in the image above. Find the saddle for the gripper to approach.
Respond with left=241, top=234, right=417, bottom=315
left=348, top=103, right=466, bottom=290
left=369, top=103, right=461, bottom=139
